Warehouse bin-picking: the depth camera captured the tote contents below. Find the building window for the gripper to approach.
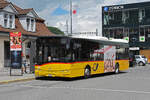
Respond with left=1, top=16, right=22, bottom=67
left=129, top=28, right=139, bottom=34
left=110, top=29, right=114, bottom=38
left=124, top=28, right=129, bottom=37
left=9, top=15, right=13, bottom=28
left=103, top=12, right=114, bottom=25
left=26, top=18, right=30, bottom=31
left=109, top=12, right=114, bottom=20
left=114, top=29, right=123, bottom=39
left=31, top=19, right=34, bottom=31
left=122, top=11, right=129, bottom=24
left=26, top=18, right=35, bottom=32
left=4, top=14, right=8, bottom=28
left=3, top=13, right=15, bottom=29
left=140, top=27, right=145, bottom=36
left=142, top=9, right=145, bottom=17
left=125, top=11, right=129, bottom=18
left=104, top=13, right=109, bottom=25
left=104, top=29, right=110, bottom=38
left=139, top=9, right=145, bottom=22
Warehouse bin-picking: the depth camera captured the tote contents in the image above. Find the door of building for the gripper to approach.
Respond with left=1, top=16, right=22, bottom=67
left=4, top=41, right=10, bottom=67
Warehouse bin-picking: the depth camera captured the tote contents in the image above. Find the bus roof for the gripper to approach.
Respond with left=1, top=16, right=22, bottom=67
left=70, top=35, right=128, bottom=47
left=70, top=35, right=128, bottom=43
left=38, top=35, right=129, bottom=47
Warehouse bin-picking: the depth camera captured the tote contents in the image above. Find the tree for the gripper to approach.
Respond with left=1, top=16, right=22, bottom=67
left=47, top=26, right=64, bottom=35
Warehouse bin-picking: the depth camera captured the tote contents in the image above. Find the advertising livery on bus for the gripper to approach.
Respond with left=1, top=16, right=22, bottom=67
left=35, top=35, right=129, bottom=79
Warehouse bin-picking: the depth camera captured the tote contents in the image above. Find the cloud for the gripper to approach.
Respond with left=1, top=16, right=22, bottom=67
left=10, top=0, right=150, bottom=36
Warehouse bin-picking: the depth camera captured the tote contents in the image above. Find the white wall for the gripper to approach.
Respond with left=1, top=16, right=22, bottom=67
left=0, top=12, right=4, bottom=26
left=27, top=12, right=34, bottom=17
left=12, top=14, right=15, bottom=29
left=19, top=17, right=27, bottom=30
left=0, top=36, right=9, bottom=69
left=3, top=5, right=15, bottom=13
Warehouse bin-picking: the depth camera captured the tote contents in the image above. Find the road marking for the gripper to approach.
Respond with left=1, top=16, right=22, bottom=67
left=15, top=85, right=150, bottom=94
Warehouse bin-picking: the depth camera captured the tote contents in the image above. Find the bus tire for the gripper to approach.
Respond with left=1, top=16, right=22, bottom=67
left=35, top=77, right=40, bottom=80
left=84, top=66, right=91, bottom=79
left=115, top=63, right=119, bottom=74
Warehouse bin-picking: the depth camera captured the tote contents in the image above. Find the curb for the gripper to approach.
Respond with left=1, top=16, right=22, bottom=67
left=0, top=77, right=35, bottom=85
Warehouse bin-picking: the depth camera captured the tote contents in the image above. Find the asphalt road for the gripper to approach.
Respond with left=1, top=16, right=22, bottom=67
left=0, top=65, right=150, bottom=100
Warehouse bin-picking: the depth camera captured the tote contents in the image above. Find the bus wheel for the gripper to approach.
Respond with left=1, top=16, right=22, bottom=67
left=115, top=64, right=119, bottom=74
left=35, top=76, right=40, bottom=80
left=84, top=67, right=91, bottom=79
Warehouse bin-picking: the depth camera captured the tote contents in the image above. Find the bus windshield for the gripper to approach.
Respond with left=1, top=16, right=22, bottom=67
left=36, top=37, right=72, bottom=64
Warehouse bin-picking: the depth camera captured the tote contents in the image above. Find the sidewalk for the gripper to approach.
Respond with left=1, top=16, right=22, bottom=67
left=0, top=68, right=35, bottom=85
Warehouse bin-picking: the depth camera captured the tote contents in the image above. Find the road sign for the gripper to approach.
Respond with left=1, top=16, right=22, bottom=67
left=139, top=36, right=145, bottom=42
left=124, top=37, right=129, bottom=41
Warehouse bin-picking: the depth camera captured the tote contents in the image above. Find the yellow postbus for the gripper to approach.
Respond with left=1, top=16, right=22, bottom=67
left=35, top=36, right=129, bottom=79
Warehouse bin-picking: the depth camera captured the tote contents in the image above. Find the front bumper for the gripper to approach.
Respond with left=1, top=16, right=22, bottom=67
left=35, top=69, right=71, bottom=78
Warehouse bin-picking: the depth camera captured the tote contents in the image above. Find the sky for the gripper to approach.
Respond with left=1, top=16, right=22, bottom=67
left=9, top=0, right=150, bottom=35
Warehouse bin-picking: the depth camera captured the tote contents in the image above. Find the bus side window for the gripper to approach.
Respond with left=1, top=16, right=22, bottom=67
left=116, top=48, right=120, bottom=60
left=116, top=48, right=128, bottom=60
left=116, top=53, right=119, bottom=60
left=96, top=45, right=104, bottom=61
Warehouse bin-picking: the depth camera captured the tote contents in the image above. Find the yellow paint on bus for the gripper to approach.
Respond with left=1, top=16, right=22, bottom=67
left=35, top=60, right=129, bottom=78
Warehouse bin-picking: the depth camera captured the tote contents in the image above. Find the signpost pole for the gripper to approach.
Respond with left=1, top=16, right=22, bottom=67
left=10, top=67, right=11, bottom=76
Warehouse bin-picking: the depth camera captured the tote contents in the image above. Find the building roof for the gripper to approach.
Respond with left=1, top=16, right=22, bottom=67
left=0, top=0, right=10, bottom=9
left=0, top=3, right=9, bottom=9
left=0, top=0, right=7, bottom=3
left=18, top=8, right=33, bottom=15
left=11, top=3, right=22, bottom=11
left=0, top=0, right=55, bottom=36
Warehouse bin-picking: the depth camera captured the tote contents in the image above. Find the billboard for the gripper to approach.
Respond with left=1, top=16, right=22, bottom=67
left=10, top=32, right=22, bottom=69
left=10, top=32, right=22, bottom=51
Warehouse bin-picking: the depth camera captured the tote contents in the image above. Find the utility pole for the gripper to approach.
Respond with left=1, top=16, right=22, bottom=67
left=70, top=0, right=72, bottom=35
left=66, top=20, right=68, bottom=34
left=96, top=28, right=98, bottom=36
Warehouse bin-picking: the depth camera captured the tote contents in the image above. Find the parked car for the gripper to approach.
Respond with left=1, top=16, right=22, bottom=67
left=135, top=55, right=148, bottom=66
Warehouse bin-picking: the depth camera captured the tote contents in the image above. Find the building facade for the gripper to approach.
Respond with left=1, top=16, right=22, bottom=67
left=102, top=1, right=150, bottom=62
left=0, top=0, right=54, bottom=71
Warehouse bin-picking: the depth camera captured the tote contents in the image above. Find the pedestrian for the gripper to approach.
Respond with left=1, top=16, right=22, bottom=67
left=48, top=55, right=52, bottom=62
left=22, top=53, right=27, bottom=73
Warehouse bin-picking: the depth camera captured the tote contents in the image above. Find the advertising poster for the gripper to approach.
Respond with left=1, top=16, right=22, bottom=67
left=104, top=46, right=116, bottom=72
left=10, top=32, right=22, bottom=69
left=10, top=32, right=22, bottom=51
